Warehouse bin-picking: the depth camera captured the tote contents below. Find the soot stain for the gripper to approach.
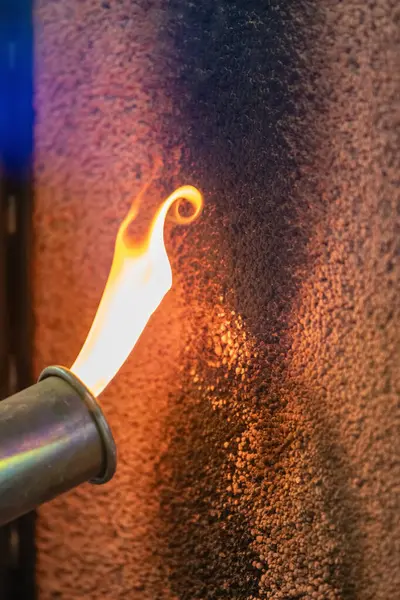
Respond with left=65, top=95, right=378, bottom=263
left=163, top=0, right=321, bottom=347
left=157, top=2, right=325, bottom=598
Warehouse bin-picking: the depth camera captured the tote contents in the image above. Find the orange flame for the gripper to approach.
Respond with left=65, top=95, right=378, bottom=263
left=71, top=184, right=203, bottom=397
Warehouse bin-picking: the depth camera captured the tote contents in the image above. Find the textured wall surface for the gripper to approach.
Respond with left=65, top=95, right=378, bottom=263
left=34, top=1, right=399, bottom=599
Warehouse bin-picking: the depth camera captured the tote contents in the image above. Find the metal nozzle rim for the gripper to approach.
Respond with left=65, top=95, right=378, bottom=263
left=38, top=365, right=117, bottom=484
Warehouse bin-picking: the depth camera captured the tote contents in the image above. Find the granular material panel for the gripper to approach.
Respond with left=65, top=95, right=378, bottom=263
left=34, top=1, right=399, bottom=598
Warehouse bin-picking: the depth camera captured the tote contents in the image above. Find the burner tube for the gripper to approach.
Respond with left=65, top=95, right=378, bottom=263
left=0, top=365, right=116, bottom=526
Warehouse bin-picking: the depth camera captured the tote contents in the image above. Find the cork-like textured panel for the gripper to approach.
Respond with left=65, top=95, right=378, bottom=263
left=34, top=1, right=399, bottom=599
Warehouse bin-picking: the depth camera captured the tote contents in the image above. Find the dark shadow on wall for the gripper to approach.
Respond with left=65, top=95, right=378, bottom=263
left=156, top=2, right=330, bottom=597
left=156, top=385, right=261, bottom=599
left=162, top=0, right=323, bottom=356
left=156, top=353, right=364, bottom=599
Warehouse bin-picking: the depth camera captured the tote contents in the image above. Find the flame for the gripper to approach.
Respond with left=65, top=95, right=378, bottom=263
left=71, top=184, right=203, bottom=397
